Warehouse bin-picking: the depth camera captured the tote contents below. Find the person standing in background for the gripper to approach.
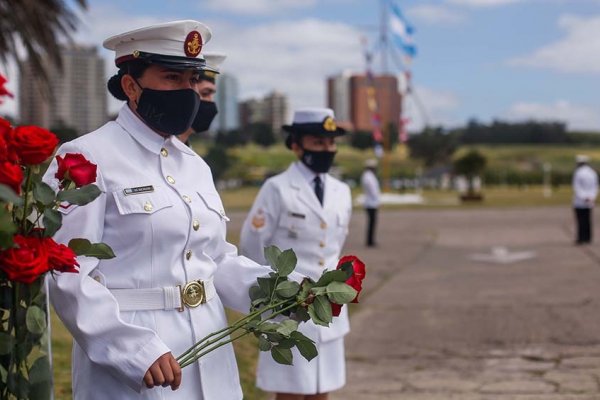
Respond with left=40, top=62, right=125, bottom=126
left=240, top=108, right=352, bottom=400
left=572, top=154, right=598, bottom=245
left=178, top=52, right=225, bottom=144
left=361, top=158, right=381, bottom=247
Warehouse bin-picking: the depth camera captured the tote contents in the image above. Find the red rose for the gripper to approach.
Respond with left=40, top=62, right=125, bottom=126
left=0, top=235, right=50, bottom=284
left=55, top=153, right=97, bottom=187
left=0, top=75, right=13, bottom=103
left=0, top=161, right=23, bottom=194
left=0, top=118, right=17, bottom=163
left=44, top=237, right=79, bottom=274
left=11, top=126, right=58, bottom=165
left=331, top=255, right=367, bottom=317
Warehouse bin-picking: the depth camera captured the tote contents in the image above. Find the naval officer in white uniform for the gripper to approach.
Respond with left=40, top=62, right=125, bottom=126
left=240, top=108, right=352, bottom=400
left=43, top=20, right=274, bottom=399
left=573, top=154, right=599, bottom=244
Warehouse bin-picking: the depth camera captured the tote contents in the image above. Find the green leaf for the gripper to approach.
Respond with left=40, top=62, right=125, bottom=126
left=26, top=305, right=47, bottom=334
left=296, top=339, right=318, bottom=361
left=275, top=280, right=300, bottom=299
left=257, top=276, right=277, bottom=298
left=326, top=281, right=358, bottom=304
left=277, top=338, right=296, bottom=349
left=339, top=261, right=354, bottom=279
left=307, top=303, right=329, bottom=327
left=68, top=239, right=115, bottom=259
left=0, top=183, right=22, bottom=205
left=264, top=245, right=281, bottom=271
left=264, top=332, right=285, bottom=342
left=86, top=243, right=116, bottom=259
left=275, top=319, right=298, bottom=337
left=315, top=270, right=348, bottom=287
left=33, top=181, right=56, bottom=206
left=258, top=336, right=271, bottom=352
left=259, top=322, right=278, bottom=332
left=276, top=249, right=297, bottom=277
left=310, top=295, right=333, bottom=326
left=56, top=184, right=102, bottom=206
left=0, top=206, right=17, bottom=250
left=293, top=306, right=311, bottom=323
left=0, top=364, right=6, bottom=383
left=271, top=346, right=293, bottom=365
left=43, top=208, right=62, bottom=237
left=249, top=285, right=265, bottom=302
left=0, top=332, right=15, bottom=355
left=28, top=356, right=51, bottom=385
left=7, top=371, right=29, bottom=398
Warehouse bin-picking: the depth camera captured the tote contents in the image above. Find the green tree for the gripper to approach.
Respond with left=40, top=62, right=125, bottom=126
left=408, top=126, right=458, bottom=167
left=203, top=145, right=234, bottom=182
left=453, top=149, right=487, bottom=195
left=349, top=131, right=373, bottom=150
left=248, top=123, right=276, bottom=147
left=0, top=0, right=87, bottom=88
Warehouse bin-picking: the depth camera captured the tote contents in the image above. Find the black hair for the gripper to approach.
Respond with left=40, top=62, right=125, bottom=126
left=106, top=60, right=151, bottom=101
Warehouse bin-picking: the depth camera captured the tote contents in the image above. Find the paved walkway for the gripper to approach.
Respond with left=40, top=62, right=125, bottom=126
left=326, top=207, right=600, bottom=399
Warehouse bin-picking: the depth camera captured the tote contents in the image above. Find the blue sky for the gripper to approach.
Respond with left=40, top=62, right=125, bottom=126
left=1, top=0, right=599, bottom=132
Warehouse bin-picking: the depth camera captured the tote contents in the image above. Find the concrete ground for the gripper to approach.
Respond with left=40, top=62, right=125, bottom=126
left=230, top=206, right=600, bottom=399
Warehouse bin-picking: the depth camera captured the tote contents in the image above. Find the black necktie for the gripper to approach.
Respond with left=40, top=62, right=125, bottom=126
left=313, top=176, right=324, bottom=206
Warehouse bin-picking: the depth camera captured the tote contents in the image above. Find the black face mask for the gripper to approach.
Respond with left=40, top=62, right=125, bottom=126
left=301, top=149, right=337, bottom=173
left=134, top=81, right=200, bottom=136
left=192, top=100, right=218, bottom=133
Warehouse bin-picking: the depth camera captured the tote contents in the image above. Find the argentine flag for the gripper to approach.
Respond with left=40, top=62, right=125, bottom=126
left=389, top=1, right=417, bottom=58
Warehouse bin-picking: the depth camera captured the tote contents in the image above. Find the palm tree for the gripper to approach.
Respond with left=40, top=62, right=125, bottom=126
left=0, top=0, right=87, bottom=88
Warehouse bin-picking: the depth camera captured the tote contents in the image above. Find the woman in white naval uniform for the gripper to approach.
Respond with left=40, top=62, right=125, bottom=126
left=240, top=108, right=352, bottom=400
left=43, top=21, right=271, bottom=399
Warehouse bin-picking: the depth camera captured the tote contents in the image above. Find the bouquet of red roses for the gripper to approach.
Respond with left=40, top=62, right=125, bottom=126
left=0, top=76, right=114, bottom=399
left=177, top=247, right=366, bottom=368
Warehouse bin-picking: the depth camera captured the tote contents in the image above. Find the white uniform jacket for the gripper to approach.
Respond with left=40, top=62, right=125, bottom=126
left=43, top=105, right=269, bottom=400
left=360, top=169, right=381, bottom=209
left=573, top=165, right=599, bottom=209
left=239, top=162, right=352, bottom=343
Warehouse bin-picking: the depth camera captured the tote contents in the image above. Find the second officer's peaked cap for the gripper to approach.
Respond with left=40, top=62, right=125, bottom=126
left=199, top=53, right=227, bottom=82
left=103, top=20, right=215, bottom=71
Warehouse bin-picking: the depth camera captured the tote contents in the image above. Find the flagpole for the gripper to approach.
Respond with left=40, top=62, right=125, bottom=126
left=380, top=0, right=392, bottom=191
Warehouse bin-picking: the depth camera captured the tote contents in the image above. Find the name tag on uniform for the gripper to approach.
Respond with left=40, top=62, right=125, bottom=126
left=123, top=185, right=154, bottom=196
left=288, top=212, right=306, bottom=219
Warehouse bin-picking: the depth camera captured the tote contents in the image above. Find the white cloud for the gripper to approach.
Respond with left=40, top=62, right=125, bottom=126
left=209, top=18, right=363, bottom=116
left=447, top=0, right=524, bottom=6
left=204, top=0, right=316, bottom=15
left=408, top=4, right=465, bottom=24
left=505, top=100, right=600, bottom=131
left=404, top=86, right=461, bottom=131
left=508, top=14, right=600, bottom=73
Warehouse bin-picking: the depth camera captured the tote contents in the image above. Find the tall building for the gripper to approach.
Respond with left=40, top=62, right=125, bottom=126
left=327, top=73, right=402, bottom=132
left=213, top=73, right=239, bottom=132
left=19, top=45, right=107, bottom=135
left=239, top=91, right=288, bottom=135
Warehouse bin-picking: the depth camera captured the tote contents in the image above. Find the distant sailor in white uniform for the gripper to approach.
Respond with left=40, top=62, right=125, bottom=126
left=43, top=20, right=275, bottom=399
left=572, top=154, right=599, bottom=244
left=240, top=108, right=352, bottom=400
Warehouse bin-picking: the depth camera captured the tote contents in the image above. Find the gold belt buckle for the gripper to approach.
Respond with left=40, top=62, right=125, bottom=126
left=179, top=280, right=206, bottom=311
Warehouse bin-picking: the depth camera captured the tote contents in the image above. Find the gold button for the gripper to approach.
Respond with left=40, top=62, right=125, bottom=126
left=166, top=176, right=175, bottom=184
left=143, top=201, right=153, bottom=212
left=319, top=241, right=325, bottom=248
left=182, top=195, right=192, bottom=203
left=320, top=222, right=327, bottom=229
left=185, top=250, right=192, bottom=260
left=93, top=276, right=101, bottom=282
left=160, top=148, right=168, bottom=157
left=193, top=220, right=200, bottom=231
left=319, top=260, right=325, bottom=267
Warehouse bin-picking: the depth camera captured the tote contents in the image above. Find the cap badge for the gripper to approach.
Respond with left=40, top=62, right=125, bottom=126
left=184, top=31, right=202, bottom=57
left=323, top=117, right=337, bottom=132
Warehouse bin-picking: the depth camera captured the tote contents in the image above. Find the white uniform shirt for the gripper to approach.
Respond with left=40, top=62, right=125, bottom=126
left=43, top=105, right=269, bottom=400
left=573, top=164, right=599, bottom=209
left=239, top=162, right=352, bottom=343
left=361, top=169, right=381, bottom=208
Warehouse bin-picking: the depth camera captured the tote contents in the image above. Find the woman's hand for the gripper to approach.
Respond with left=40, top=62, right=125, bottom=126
left=144, top=352, right=182, bottom=390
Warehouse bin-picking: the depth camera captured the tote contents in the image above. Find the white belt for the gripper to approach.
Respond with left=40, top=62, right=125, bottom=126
left=109, top=278, right=216, bottom=312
